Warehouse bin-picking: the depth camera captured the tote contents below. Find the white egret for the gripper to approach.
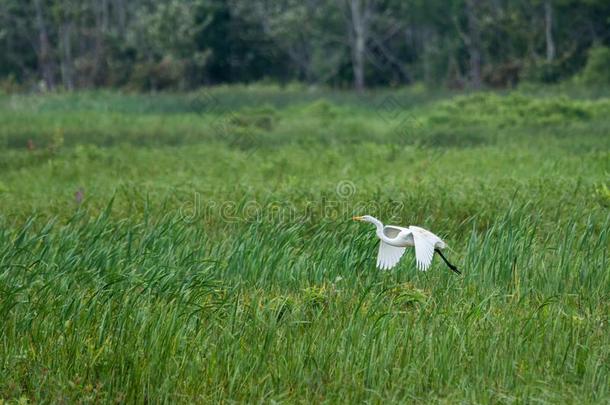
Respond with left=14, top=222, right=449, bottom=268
left=353, top=215, right=461, bottom=274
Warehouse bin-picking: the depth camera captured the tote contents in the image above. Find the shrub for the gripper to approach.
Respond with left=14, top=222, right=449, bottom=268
left=576, top=45, right=610, bottom=85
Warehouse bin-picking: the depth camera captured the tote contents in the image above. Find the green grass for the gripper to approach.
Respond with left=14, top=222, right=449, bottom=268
left=0, top=86, right=609, bottom=403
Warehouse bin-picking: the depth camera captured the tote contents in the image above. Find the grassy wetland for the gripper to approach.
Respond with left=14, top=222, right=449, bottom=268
left=0, top=85, right=609, bottom=403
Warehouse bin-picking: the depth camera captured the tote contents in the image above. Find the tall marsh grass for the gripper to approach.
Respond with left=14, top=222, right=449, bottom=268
left=0, top=87, right=609, bottom=402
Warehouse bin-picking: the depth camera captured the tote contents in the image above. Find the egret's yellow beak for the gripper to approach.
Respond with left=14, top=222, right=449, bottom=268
left=352, top=216, right=364, bottom=221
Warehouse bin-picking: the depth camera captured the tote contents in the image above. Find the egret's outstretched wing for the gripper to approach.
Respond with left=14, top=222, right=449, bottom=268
left=383, top=225, right=407, bottom=239
left=377, top=241, right=406, bottom=270
left=411, top=227, right=437, bottom=271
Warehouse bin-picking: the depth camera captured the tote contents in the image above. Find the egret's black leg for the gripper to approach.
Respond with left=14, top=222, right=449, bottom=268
left=435, top=249, right=461, bottom=275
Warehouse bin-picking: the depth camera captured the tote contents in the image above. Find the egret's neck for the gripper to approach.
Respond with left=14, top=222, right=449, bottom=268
left=368, top=217, right=391, bottom=242
left=368, top=217, right=383, bottom=232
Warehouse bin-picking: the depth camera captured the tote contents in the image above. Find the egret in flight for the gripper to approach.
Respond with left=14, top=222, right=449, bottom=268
left=353, top=215, right=461, bottom=274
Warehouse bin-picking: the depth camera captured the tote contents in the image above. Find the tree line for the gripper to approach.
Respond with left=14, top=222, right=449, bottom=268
left=0, top=0, right=608, bottom=91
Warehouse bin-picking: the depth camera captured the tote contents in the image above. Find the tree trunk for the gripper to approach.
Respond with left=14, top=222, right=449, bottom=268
left=60, top=22, right=75, bottom=90
left=101, top=0, right=109, bottom=31
left=544, top=0, right=555, bottom=63
left=114, top=0, right=127, bottom=35
left=91, top=0, right=108, bottom=86
left=347, top=0, right=369, bottom=92
left=33, top=0, right=55, bottom=90
left=353, top=32, right=366, bottom=91
left=466, top=0, right=482, bottom=89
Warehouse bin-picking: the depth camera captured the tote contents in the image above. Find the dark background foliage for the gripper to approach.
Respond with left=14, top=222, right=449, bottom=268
left=1, top=0, right=609, bottom=92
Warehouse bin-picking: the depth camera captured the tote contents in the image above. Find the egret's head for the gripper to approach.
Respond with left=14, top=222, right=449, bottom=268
left=353, top=215, right=375, bottom=223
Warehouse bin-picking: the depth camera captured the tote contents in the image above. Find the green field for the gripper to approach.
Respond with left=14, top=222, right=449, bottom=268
left=1, top=86, right=609, bottom=403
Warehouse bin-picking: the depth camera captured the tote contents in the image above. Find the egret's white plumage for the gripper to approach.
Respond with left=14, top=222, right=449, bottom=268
left=353, top=215, right=460, bottom=274
left=377, top=241, right=406, bottom=270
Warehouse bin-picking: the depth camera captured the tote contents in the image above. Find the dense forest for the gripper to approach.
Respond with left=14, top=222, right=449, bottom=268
left=1, top=0, right=609, bottom=91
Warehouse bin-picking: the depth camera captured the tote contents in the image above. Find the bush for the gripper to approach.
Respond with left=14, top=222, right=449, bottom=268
left=521, top=60, right=563, bottom=84
left=0, top=74, right=21, bottom=94
left=576, top=45, right=610, bottom=86
left=128, top=56, right=187, bottom=91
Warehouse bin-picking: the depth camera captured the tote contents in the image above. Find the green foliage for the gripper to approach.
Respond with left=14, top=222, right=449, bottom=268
left=230, top=105, right=278, bottom=131
left=1, top=0, right=609, bottom=90
left=594, top=183, right=610, bottom=207
left=577, top=46, right=610, bottom=86
left=425, top=92, right=600, bottom=128
left=0, top=87, right=609, bottom=402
